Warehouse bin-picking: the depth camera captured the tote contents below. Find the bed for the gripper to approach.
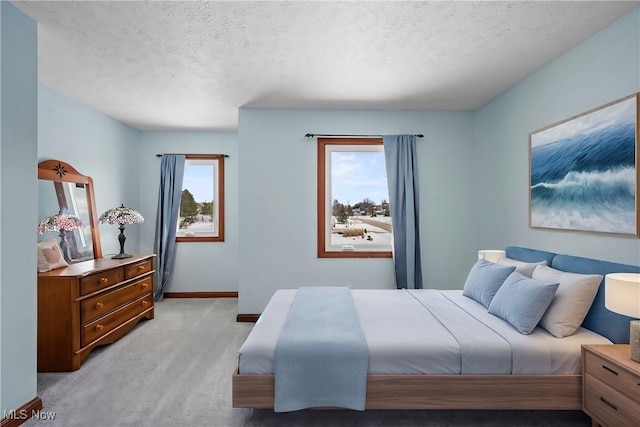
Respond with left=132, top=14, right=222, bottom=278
left=232, top=246, right=640, bottom=410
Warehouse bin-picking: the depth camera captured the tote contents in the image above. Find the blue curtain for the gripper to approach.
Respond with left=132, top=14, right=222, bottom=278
left=153, top=154, right=185, bottom=300
left=383, top=135, right=423, bottom=289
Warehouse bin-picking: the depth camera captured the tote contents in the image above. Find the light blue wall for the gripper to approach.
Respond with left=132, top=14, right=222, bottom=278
left=238, top=109, right=475, bottom=313
left=38, top=85, right=141, bottom=256
left=0, top=1, right=38, bottom=415
left=474, top=7, right=640, bottom=264
left=37, top=91, right=241, bottom=292
left=2, top=7, right=637, bottom=414
left=137, top=131, right=239, bottom=292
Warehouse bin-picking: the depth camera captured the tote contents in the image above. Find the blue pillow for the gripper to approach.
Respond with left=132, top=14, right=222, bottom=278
left=462, top=259, right=516, bottom=308
left=488, top=272, right=559, bottom=334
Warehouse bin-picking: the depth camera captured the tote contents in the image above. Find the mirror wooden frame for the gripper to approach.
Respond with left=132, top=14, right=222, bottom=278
left=38, top=159, right=102, bottom=259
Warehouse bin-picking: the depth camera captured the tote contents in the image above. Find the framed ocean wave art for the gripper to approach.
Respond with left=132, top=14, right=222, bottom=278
left=529, top=93, right=639, bottom=236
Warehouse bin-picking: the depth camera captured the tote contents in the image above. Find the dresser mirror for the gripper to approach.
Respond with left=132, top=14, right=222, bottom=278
left=38, top=160, right=102, bottom=261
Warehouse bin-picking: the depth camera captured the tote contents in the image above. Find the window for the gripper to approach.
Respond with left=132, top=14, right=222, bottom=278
left=176, top=154, right=225, bottom=242
left=317, top=138, right=392, bottom=258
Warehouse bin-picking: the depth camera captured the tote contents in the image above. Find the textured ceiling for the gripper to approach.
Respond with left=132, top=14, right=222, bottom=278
left=13, top=1, right=640, bottom=131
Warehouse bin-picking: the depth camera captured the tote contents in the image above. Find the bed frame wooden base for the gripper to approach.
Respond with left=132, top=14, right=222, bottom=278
left=233, top=370, right=582, bottom=410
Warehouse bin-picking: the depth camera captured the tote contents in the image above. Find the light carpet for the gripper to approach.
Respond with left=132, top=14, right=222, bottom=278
left=25, top=298, right=591, bottom=427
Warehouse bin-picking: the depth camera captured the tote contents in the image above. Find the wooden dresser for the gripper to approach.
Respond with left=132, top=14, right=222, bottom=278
left=37, top=254, right=156, bottom=372
left=582, top=344, right=640, bottom=427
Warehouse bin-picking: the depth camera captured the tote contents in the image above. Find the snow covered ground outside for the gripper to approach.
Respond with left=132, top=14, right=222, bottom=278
left=331, top=216, right=393, bottom=249
left=177, top=219, right=215, bottom=236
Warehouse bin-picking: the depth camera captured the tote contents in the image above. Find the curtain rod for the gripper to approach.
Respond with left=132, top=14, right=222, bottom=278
left=155, top=154, right=230, bottom=158
left=305, top=133, right=423, bottom=138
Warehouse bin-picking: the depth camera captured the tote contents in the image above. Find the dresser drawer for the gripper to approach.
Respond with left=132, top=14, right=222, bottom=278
left=584, top=350, right=640, bottom=402
left=80, top=268, right=125, bottom=296
left=81, top=275, right=153, bottom=324
left=584, top=373, right=640, bottom=426
left=82, top=295, right=153, bottom=345
left=125, top=259, right=153, bottom=280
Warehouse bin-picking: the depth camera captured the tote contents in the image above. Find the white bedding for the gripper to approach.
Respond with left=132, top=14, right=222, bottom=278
left=238, top=289, right=612, bottom=375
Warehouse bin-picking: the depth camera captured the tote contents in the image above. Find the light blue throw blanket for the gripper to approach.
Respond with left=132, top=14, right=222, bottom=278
left=274, top=287, right=369, bottom=412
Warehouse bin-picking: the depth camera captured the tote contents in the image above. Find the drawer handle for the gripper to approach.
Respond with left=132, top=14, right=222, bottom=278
left=599, top=396, right=618, bottom=411
left=138, top=265, right=145, bottom=271
left=95, top=302, right=104, bottom=309
left=141, top=282, right=149, bottom=288
left=95, top=324, right=104, bottom=331
left=142, top=300, right=149, bottom=307
left=99, top=277, right=108, bottom=285
left=602, top=365, right=619, bottom=375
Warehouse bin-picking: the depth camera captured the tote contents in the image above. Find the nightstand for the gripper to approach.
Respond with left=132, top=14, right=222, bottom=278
left=582, top=345, right=640, bottom=427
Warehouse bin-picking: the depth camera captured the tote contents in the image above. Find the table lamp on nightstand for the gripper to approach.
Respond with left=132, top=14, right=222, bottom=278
left=605, top=273, right=640, bottom=362
left=477, top=249, right=506, bottom=263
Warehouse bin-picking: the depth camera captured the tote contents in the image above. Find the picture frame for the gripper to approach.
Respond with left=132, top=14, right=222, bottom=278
left=529, top=93, right=639, bottom=237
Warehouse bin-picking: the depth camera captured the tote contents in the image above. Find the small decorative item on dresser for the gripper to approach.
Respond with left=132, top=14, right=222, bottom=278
left=99, top=204, right=144, bottom=259
left=605, top=273, right=640, bottom=362
left=631, top=321, right=640, bottom=362
left=37, top=211, right=84, bottom=262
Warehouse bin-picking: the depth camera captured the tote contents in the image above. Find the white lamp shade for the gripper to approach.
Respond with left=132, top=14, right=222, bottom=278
left=605, top=273, right=640, bottom=318
left=477, top=249, right=506, bottom=264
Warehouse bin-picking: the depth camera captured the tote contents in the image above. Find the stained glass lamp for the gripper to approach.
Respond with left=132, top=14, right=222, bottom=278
left=38, top=212, right=84, bottom=262
left=99, top=204, right=144, bottom=259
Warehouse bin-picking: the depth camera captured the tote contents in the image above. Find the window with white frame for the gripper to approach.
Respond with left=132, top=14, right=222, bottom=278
left=317, top=138, right=392, bottom=258
left=176, top=154, right=225, bottom=242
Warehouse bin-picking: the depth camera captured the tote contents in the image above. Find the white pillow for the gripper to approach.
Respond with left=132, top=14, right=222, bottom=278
left=497, top=257, right=547, bottom=278
left=37, top=239, right=68, bottom=272
left=532, top=265, right=602, bottom=338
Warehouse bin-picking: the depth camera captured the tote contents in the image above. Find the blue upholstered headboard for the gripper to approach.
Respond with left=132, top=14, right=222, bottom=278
left=505, top=246, right=640, bottom=344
